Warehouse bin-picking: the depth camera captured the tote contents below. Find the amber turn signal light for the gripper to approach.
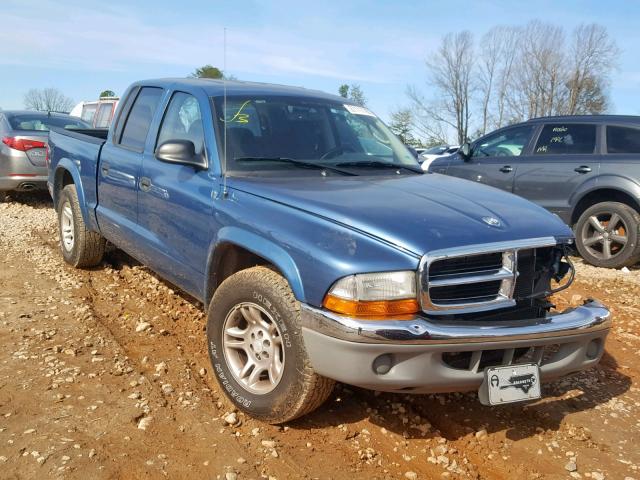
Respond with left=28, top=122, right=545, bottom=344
left=323, top=294, right=420, bottom=317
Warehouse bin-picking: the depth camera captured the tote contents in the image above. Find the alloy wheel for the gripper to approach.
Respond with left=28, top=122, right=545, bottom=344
left=222, top=302, right=285, bottom=395
left=61, top=201, right=75, bottom=252
left=581, top=212, right=628, bottom=261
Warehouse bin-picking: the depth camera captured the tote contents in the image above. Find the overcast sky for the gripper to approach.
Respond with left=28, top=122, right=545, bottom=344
left=2, top=0, right=640, bottom=122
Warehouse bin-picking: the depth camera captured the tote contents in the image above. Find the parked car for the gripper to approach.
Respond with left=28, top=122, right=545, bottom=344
left=419, top=144, right=459, bottom=171
left=0, top=111, right=90, bottom=201
left=428, top=116, right=640, bottom=269
left=47, top=79, right=610, bottom=423
left=69, top=97, right=119, bottom=128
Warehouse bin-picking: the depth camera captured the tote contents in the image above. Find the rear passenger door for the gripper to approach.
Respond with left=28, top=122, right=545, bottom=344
left=446, top=124, right=537, bottom=192
left=514, top=123, right=600, bottom=224
left=96, top=86, right=164, bottom=253
left=136, top=90, right=215, bottom=297
left=602, top=124, right=640, bottom=190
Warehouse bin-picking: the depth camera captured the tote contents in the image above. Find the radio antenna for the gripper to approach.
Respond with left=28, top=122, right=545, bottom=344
left=222, top=27, right=228, bottom=197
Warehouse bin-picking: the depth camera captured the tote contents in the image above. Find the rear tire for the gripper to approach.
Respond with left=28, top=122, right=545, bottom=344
left=0, top=191, right=7, bottom=202
left=57, top=184, right=106, bottom=268
left=207, top=266, right=334, bottom=423
left=575, top=201, right=640, bottom=268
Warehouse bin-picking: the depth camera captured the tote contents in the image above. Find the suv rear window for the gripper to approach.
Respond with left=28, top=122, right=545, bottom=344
left=606, top=125, right=640, bottom=154
left=534, top=124, right=596, bottom=155
left=119, top=87, right=163, bottom=151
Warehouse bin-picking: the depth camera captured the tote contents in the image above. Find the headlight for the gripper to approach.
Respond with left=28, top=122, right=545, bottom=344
left=323, top=271, right=419, bottom=317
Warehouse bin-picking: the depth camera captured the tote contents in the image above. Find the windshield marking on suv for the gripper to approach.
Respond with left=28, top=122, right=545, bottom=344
left=221, top=100, right=252, bottom=124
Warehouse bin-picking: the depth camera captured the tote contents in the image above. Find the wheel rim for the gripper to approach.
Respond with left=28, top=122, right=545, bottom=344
left=60, top=201, right=75, bottom=252
left=581, top=211, right=629, bottom=261
left=222, top=302, right=285, bottom=395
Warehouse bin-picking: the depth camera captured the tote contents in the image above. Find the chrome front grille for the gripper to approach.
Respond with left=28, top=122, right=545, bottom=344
left=419, top=238, right=559, bottom=315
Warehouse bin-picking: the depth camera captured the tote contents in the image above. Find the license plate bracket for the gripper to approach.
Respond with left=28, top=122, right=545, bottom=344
left=479, top=363, right=541, bottom=406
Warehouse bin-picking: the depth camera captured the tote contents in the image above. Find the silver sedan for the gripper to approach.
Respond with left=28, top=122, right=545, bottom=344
left=0, top=111, right=90, bottom=201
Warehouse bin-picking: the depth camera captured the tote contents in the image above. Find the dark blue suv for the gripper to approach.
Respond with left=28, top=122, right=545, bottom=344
left=430, top=115, right=640, bottom=269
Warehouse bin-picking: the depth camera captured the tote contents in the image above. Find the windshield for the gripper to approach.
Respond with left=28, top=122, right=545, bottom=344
left=8, top=114, right=91, bottom=132
left=212, top=95, right=418, bottom=174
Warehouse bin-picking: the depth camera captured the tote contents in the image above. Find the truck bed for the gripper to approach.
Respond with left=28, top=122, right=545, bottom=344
left=47, top=127, right=107, bottom=231
left=49, top=126, right=109, bottom=144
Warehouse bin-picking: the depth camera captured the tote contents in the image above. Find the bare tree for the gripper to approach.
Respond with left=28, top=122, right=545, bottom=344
left=478, top=29, right=499, bottom=135
left=566, top=24, right=619, bottom=114
left=508, top=21, right=567, bottom=120
left=409, top=21, right=619, bottom=144
left=406, top=85, right=450, bottom=145
left=24, top=88, right=74, bottom=113
left=412, top=31, right=474, bottom=144
left=478, top=26, right=521, bottom=131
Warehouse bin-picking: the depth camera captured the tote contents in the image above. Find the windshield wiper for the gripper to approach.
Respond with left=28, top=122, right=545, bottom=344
left=235, top=157, right=357, bottom=176
left=335, top=160, right=423, bottom=174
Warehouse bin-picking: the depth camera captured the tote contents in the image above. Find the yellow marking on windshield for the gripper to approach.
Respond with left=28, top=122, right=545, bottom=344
left=221, top=100, right=251, bottom=124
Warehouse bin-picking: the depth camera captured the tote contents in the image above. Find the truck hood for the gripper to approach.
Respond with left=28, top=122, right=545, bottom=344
left=228, top=173, right=573, bottom=256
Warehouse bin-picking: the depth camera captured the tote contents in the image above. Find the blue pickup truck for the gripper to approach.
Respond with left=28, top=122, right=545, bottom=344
left=47, top=78, right=611, bottom=422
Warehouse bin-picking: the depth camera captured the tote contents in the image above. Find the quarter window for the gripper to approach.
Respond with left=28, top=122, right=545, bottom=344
left=156, top=92, right=205, bottom=154
left=534, top=124, right=596, bottom=155
left=119, top=87, right=163, bottom=151
left=472, top=125, right=535, bottom=158
left=606, top=125, right=640, bottom=154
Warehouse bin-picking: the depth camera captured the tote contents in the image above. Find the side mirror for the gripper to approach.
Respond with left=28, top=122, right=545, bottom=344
left=459, top=142, right=472, bottom=160
left=156, top=140, right=205, bottom=168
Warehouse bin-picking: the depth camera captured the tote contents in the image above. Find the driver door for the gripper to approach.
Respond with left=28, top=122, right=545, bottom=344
left=446, top=124, right=538, bottom=192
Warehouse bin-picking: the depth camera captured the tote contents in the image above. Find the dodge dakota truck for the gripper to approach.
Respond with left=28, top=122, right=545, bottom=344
left=47, top=78, right=611, bottom=423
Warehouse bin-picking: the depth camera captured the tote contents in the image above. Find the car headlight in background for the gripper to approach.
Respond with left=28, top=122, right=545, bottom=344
left=323, top=271, right=419, bottom=317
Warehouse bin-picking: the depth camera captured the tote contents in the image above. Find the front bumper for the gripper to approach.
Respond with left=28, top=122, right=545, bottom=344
left=300, top=300, right=611, bottom=394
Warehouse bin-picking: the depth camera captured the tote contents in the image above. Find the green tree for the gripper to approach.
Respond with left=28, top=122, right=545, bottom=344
left=99, top=90, right=116, bottom=98
left=189, top=64, right=235, bottom=80
left=338, top=84, right=367, bottom=106
left=348, top=85, right=367, bottom=107
left=389, top=108, right=421, bottom=146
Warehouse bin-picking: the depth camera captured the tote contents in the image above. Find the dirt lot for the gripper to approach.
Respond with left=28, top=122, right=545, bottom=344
left=1, top=192, right=639, bottom=480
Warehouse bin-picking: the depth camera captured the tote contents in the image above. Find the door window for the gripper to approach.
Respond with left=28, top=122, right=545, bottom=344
left=156, top=92, right=205, bottom=154
left=534, top=124, right=596, bottom=155
left=606, top=125, right=640, bottom=154
left=472, top=125, right=535, bottom=158
left=119, top=87, right=163, bottom=151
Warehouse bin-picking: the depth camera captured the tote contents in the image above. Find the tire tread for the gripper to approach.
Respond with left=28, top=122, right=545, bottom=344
left=59, top=184, right=106, bottom=268
left=211, top=266, right=334, bottom=423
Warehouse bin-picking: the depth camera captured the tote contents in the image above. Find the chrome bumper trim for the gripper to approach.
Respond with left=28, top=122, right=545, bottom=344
left=300, top=299, right=611, bottom=345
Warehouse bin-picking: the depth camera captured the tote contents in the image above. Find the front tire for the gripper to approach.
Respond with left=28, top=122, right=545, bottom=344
left=57, top=184, right=106, bottom=268
left=207, top=266, right=334, bottom=423
left=575, top=201, right=640, bottom=268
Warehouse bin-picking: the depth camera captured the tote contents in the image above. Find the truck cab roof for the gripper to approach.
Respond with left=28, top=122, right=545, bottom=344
left=129, top=78, right=353, bottom=104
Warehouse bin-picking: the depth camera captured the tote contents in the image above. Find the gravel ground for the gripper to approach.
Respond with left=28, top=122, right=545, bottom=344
left=1, top=191, right=640, bottom=480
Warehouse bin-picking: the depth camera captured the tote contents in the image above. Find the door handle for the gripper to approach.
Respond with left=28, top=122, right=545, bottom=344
left=101, top=163, right=110, bottom=177
left=499, top=165, right=513, bottom=173
left=140, top=177, right=152, bottom=192
left=574, top=166, right=592, bottom=174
